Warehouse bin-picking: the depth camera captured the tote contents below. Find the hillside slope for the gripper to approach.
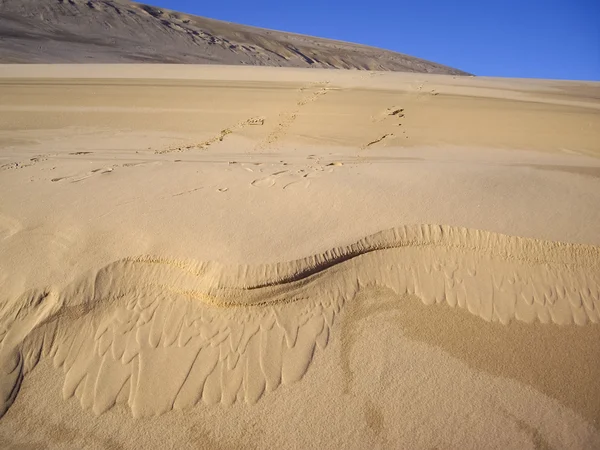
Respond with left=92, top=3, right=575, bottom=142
left=0, top=0, right=469, bottom=74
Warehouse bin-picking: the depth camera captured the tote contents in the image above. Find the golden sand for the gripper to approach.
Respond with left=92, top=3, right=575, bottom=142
left=0, top=65, right=599, bottom=448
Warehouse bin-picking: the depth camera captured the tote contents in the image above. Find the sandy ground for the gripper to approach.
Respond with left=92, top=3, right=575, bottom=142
left=0, top=65, right=599, bottom=449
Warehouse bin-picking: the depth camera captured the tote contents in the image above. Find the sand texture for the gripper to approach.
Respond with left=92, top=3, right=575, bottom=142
left=0, top=65, right=599, bottom=449
left=0, top=0, right=467, bottom=74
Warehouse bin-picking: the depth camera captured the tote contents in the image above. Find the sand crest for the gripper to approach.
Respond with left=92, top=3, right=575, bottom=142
left=1, top=225, right=598, bottom=420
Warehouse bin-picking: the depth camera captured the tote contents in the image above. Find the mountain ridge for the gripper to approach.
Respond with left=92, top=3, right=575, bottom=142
left=0, top=0, right=470, bottom=75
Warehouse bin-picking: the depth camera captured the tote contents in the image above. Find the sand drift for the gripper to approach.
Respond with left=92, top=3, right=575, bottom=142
left=1, top=224, right=598, bottom=418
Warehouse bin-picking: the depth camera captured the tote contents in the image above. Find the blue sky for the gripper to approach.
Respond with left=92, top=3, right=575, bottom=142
left=152, top=0, right=599, bottom=80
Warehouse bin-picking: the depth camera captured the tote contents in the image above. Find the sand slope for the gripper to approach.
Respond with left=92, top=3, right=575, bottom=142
left=0, top=0, right=467, bottom=74
left=1, top=225, right=599, bottom=419
left=0, top=65, right=599, bottom=448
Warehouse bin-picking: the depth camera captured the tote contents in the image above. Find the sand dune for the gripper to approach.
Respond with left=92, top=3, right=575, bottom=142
left=0, top=65, right=599, bottom=448
left=0, top=0, right=467, bottom=74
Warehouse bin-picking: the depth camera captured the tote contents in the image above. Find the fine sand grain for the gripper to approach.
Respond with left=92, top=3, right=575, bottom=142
left=0, top=65, right=599, bottom=449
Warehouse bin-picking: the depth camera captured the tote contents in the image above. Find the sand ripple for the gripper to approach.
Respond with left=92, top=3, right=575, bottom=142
left=0, top=224, right=598, bottom=418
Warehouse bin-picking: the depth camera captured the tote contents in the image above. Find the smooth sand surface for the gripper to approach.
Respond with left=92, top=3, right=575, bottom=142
left=0, top=65, right=599, bottom=449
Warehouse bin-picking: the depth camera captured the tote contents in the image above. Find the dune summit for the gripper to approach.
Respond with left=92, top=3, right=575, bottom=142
left=0, top=0, right=468, bottom=74
left=0, top=65, right=599, bottom=448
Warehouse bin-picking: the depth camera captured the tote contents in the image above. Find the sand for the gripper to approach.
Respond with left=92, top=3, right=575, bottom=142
left=0, top=0, right=467, bottom=74
left=0, top=65, right=599, bottom=449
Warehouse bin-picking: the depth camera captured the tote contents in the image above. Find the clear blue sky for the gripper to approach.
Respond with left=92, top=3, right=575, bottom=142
left=151, top=0, right=599, bottom=80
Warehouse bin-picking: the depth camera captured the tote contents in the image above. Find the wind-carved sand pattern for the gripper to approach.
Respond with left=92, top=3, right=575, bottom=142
left=156, top=117, right=265, bottom=154
left=254, top=82, right=330, bottom=151
left=0, top=225, right=598, bottom=419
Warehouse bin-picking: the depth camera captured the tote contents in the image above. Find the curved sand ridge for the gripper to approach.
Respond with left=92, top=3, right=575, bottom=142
left=0, top=224, right=598, bottom=418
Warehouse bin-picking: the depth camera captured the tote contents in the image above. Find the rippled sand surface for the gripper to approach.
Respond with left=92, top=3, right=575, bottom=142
left=0, top=65, right=599, bottom=449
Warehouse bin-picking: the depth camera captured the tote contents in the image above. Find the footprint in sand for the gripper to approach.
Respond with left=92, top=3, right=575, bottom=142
left=250, top=170, right=289, bottom=188
left=371, top=106, right=405, bottom=123
left=250, top=166, right=337, bottom=190
left=251, top=176, right=276, bottom=188
left=156, top=116, right=264, bottom=154
left=364, top=105, right=408, bottom=148
left=303, top=172, right=321, bottom=179
left=51, top=161, right=159, bottom=183
left=282, top=179, right=311, bottom=190
left=71, top=167, right=114, bottom=182
left=51, top=166, right=114, bottom=183
left=1, top=155, right=51, bottom=171
left=242, top=162, right=263, bottom=173
left=386, top=107, right=405, bottom=118
left=362, top=134, right=395, bottom=150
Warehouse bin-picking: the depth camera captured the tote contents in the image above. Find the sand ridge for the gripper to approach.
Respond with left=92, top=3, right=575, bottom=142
left=0, top=0, right=469, bottom=74
left=1, top=225, right=598, bottom=420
